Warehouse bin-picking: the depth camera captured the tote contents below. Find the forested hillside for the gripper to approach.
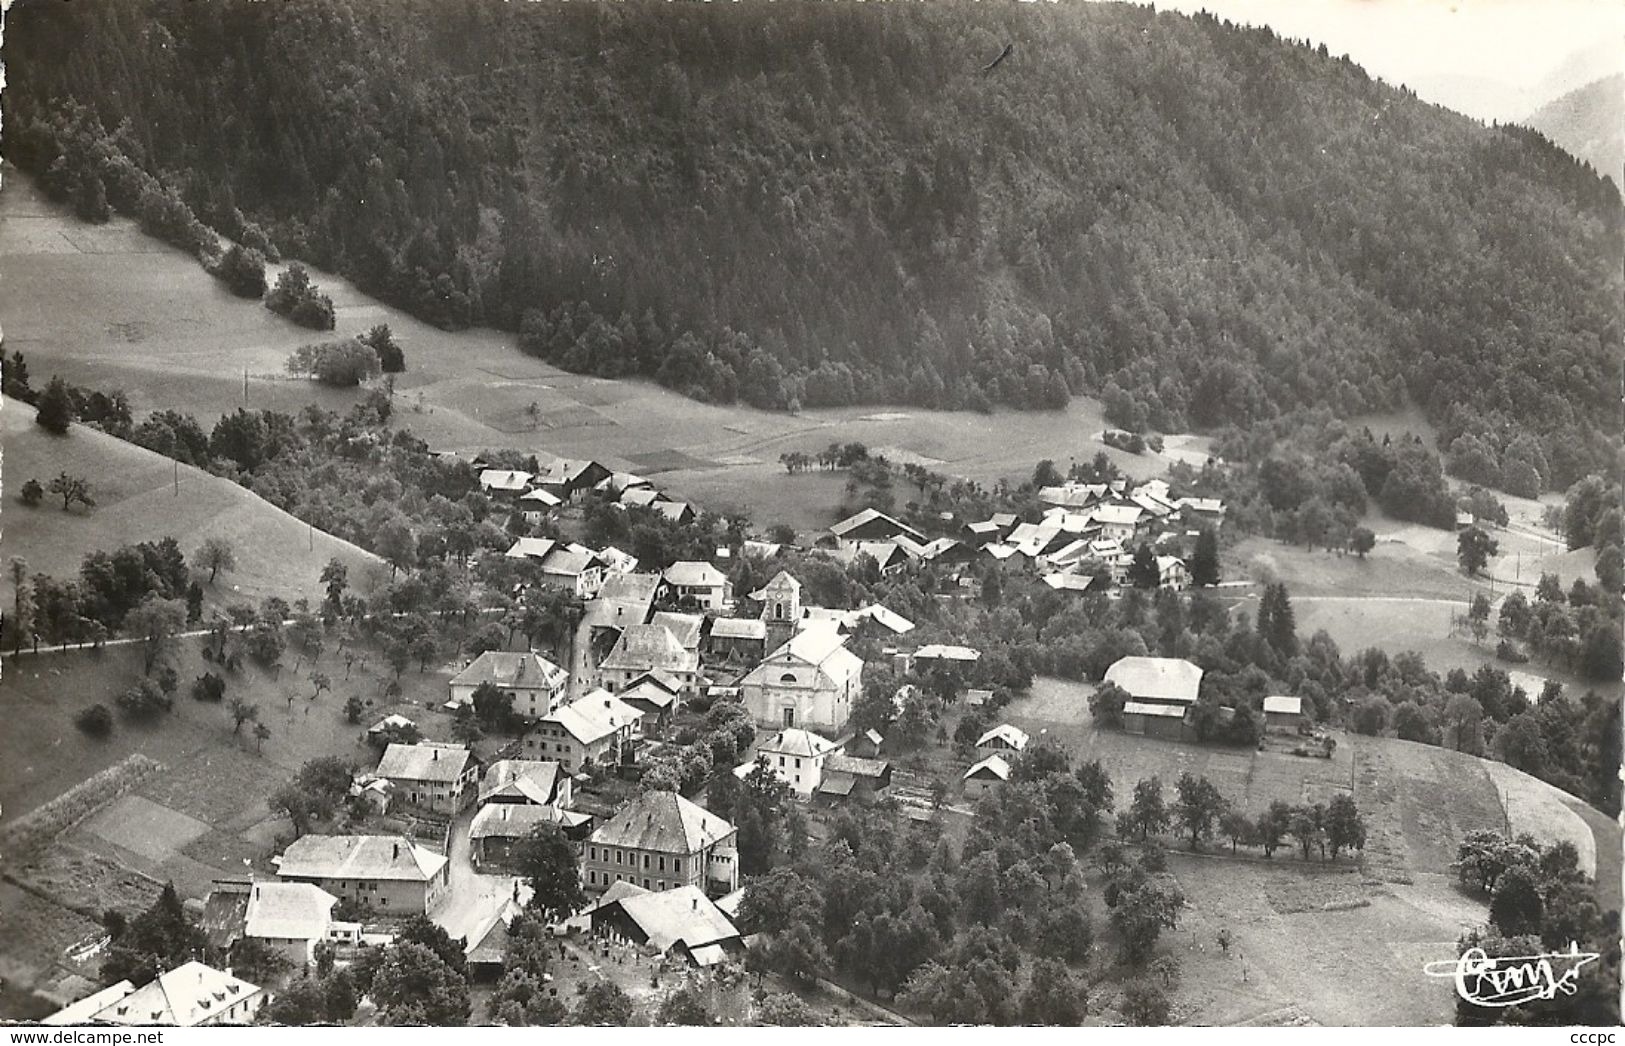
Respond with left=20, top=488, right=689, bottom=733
left=6, top=0, right=1621, bottom=484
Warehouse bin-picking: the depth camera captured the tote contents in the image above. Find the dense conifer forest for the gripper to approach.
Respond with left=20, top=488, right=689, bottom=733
left=6, top=0, right=1621, bottom=484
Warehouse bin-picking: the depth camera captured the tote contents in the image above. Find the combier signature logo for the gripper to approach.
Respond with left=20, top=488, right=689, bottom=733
left=1424, top=942, right=1600, bottom=1008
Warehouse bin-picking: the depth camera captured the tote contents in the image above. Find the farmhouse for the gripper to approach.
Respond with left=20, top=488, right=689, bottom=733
left=599, top=622, right=700, bottom=696
left=650, top=499, right=696, bottom=525
left=662, top=560, right=732, bottom=610
left=975, top=723, right=1030, bottom=760
left=277, top=835, right=450, bottom=914
left=518, top=487, right=562, bottom=523
left=479, top=469, right=532, bottom=498
left=618, top=670, right=685, bottom=729
left=1042, top=571, right=1096, bottom=594
left=827, top=539, right=908, bottom=575
left=63, top=962, right=266, bottom=1028
left=524, top=690, right=644, bottom=770
left=583, top=790, right=739, bottom=895
left=242, top=881, right=339, bottom=967
left=479, top=758, right=571, bottom=808
left=449, top=650, right=568, bottom=719
left=1263, top=695, right=1308, bottom=735
left=1104, top=656, right=1204, bottom=706
left=586, top=883, right=745, bottom=967
left=745, top=727, right=839, bottom=797
left=1090, top=503, right=1146, bottom=543
left=374, top=742, right=476, bottom=814
left=829, top=507, right=925, bottom=545
left=471, top=803, right=593, bottom=868
left=817, top=753, right=892, bottom=804
left=706, top=617, right=768, bottom=663
left=535, top=458, right=611, bottom=501
left=962, top=754, right=1012, bottom=798
left=1177, top=497, right=1227, bottom=525
left=621, top=487, right=661, bottom=509
left=1121, top=701, right=1189, bottom=740
left=740, top=628, right=863, bottom=734
left=1156, top=555, right=1190, bottom=591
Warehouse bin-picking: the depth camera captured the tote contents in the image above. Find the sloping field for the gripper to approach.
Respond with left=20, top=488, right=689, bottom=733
left=0, top=394, right=387, bottom=608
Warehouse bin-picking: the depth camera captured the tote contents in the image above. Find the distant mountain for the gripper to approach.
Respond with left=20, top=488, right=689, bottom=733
left=1525, top=74, right=1624, bottom=185
left=4, top=0, right=1621, bottom=484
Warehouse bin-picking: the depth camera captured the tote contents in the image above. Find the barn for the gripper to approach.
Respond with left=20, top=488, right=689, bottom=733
left=1121, top=702, right=1189, bottom=741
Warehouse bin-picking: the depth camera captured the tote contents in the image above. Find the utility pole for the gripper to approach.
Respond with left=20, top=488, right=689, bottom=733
left=173, top=459, right=179, bottom=496
left=243, top=366, right=249, bottom=406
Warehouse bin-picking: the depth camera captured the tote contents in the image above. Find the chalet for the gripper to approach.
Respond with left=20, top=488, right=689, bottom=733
left=827, top=540, right=908, bottom=575
left=1007, top=521, right=1068, bottom=559
left=374, top=742, right=476, bottom=814
left=847, top=603, right=916, bottom=638
left=524, top=690, right=644, bottom=770
left=277, top=835, right=450, bottom=914
left=962, top=754, right=1012, bottom=798
left=479, top=469, right=533, bottom=498
left=535, top=459, right=611, bottom=501
left=650, top=499, right=696, bottom=525
left=909, top=644, right=982, bottom=674
left=1042, top=571, right=1097, bottom=594
left=538, top=544, right=608, bottom=599
left=583, top=791, right=739, bottom=895
left=587, top=883, right=745, bottom=967
left=706, top=617, right=769, bottom=664
left=1130, top=489, right=1179, bottom=520
left=582, top=573, right=665, bottom=674
left=599, top=623, right=700, bottom=697
left=1038, top=482, right=1108, bottom=510
left=504, top=536, right=557, bottom=562
left=1091, top=503, right=1146, bottom=543
left=1121, top=701, right=1188, bottom=740
left=963, top=519, right=1008, bottom=546
left=917, top=537, right=977, bottom=565
left=650, top=611, right=705, bottom=657
left=598, top=472, right=653, bottom=497
left=518, top=487, right=562, bottom=523
left=55, top=963, right=265, bottom=1028
left=471, top=803, right=592, bottom=868
left=197, top=879, right=252, bottom=954
left=599, top=546, right=639, bottom=576
left=829, top=508, right=925, bottom=545
left=975, top=723, right=1030, bottom=760
left=740, top=628, right=863, bottom=734
left=449, top=650, right=568, bottom=719
left=816, top=753, right=892, bottom=804
left=242, top=881, right=339, bottom=967
left=746, top=728, right=839, bottom=797
left=465, top=900, right=523, bottom=977
left=663, top=561, right=732, bottom=610
left=1262, top=695, right=1308, bottom=735
left=1156, top=556, right=1190, bottom=592
left=621, top=487, right=662, bottom=509
left=479, top=759, right=571, bottom=809
left=1177, top=497, right=1227, bottom=526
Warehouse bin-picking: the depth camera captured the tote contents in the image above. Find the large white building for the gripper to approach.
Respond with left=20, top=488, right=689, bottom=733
left=740, top=628, right=863, bottom=734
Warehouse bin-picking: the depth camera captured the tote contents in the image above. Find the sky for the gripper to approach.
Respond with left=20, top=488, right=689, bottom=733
left=1116, top=0, right=1625, bottom=122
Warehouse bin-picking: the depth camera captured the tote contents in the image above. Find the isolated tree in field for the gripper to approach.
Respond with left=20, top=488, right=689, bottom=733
left=343, top=695, right=365, bottom=723
left=125, top=596, right=187, bottom=674
left=19, top=478, right=44, bottom=506
left=1124, top=776, right=1170, bottom=841
left=308, top=671, right=332, bottom=701
left=1218, top=810, right=1254, bottom=854
left=1457, top=525, right=1498, bottom=577
left=320, top=558, right=349, bottom=610
left=117, top=678, right=173, bottom=719
left=229, top=696, right=260, bottom=735
left=35, top=377, right=75, bottom=434
left=253, top=721, right=271, bottom=753
left=515, top=824, right=586, bottom=924
left=216, top=244, right=268, bottom=298
left=1349, top=526, right=1376, bottom=558
left=1189, top=529, right=1220, bottom=586
left=1216, top=928, right=1234, bottom=955
left=75, top=703, right=114, bottom=737
left=1466, top=591, right=1492, bottom=644
left=191, top=672, right=226, bottom=703
left=48, top=471, right=95, bottom=512
left=1173, top=773, right=1226, bottom=850
left=192, top=538, right=236, bottom=584
left=1323, top=794, right=1367, bottom=859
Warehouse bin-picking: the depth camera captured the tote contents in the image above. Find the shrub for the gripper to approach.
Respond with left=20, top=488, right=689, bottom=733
left=191, top=672, right=227, bottom=702
left=1495, top=639, right=1530, bottom=664
left=213, top=244, right=268, bottom=298
left=75, top=703, right=114, bottom=737
left=20, top=478, right=44, bottom=506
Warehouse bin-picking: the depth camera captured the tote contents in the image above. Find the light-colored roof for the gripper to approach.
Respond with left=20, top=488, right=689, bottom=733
left=479, top=759, right=563, bottom=805
left=976, top=724, right=1030, bottom=751
left=853, top=604, right=916, bottom=634
left=607, top=885, right=740, bottom=953
left=585, top=572, right=664, bottom=627
left=1008, top=521, right=1063, bottom=557
left=663, top=561, right=728, bottom=588
left=277, top=835, right=448, bottom=883
left=480, top=469, right=532, bottom=492
left=539, top=545, right=600, bottom=578
left=600, top=472, right=652, bottom=494
left=598, top=546, right=639, bottom=573
left=649, top=611, right=704, bottom=651
left=784, top=627, right=852, bottom=666
left=1131, top=491, right=1177, bottom=517
left=1038, top=483, right=1109, bottom=508
left=963, top=755, right=1012, bottom=782
left=1262, top=695, right=1303, bottom=716
left=601, top=624, right=698, bottom=675
left=367, top=713, right=417, bottom=734
left=536, top=458, right=603, bottom=487
left=826, top=754, right=888, bottom=778
left=519, top=488, right=562, bottom=506
left=710, top=617, right=767, bottom=640
left=651, top=500, right=694, bottom=522
left=830, top=508, right=923, bottom=541
left=583, top=879, right=649, bottom=915
left=828, top=540, right=903, bottom=569
left=1123, top=701, right=1188, bottom=718
left=545, top=691, right=645, bottom=746
left=620, top=678, right=679, bottom=712
left=915, top=643, right=981, bottom=662
left=244, top=882, right=337, bottom=941
left=757, top=728, right=838, bottom=760
left=1042, top=572, right=1096, bottom=592
left=1092, top=503, right=1146, bottom=526
left=746, top=630, right=864, bottom=690
left=375, top=742, right=472, bottom=784
left=90, top=962, right=260, bottom=1027
left=505, top=536, right=557, bottom=560
left=984, top=543, right=1019, bottom=560
left=1156, top=556, right=1187, bottom=574
left=589, top=790, right=734, bottom=854
left=451, top=650, right=567, bottom=693
left=749, top=570, right=802, bottom=599
left=1103, top=656, right=1204, bottom=705
left=621, top=487, right=661, bottom=508
left=45, top=981, right=136, bottom=1025
left=1178, top=497, right=1226, bottom=515
left=741, top=540, right=783, bottom=558
left=470, top=802, right=589, bottom=839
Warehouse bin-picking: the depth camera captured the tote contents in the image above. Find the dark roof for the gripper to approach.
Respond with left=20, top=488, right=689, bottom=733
left=817, top=772, right=856, bottom=797
left=199, top=880, right=252, bottom=952
left=825, top=754, right=888, bottom=779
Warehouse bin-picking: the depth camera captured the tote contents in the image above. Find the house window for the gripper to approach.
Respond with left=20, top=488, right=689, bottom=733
left=782, top=708, right=795, bottom=727
left=615, top=850, right=623, bottom=865
left=673, top=859, right=681, bottom=874
left=795, top=758, right=802, bottom=768
left=778, top=756, right=785, bottom=767
left=642, top=854, right=650, bottom=870
left=589, top=847, right=597, bottom=861
left=658, top=856, right=666, bottom=872
left=588, top=870, right=597, bottom=885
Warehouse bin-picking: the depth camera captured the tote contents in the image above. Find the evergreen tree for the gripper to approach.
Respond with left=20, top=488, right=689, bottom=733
left=35, top=376, right=75, bottom=434
left=1189, top=529, right=1220, bottom=587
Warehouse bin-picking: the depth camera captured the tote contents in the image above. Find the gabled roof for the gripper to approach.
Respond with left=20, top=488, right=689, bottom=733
left=197, top=879, right=252, bottom=953
left=601, top=624, right=698, bottom=675
left=915, top=643, right=981, bottom=662
left=757, top=728, right=838, bottom=760
left=244, top=882, right=337, bottom=941
left=505, top=537, right=557, bottom=560
left=544, top=691, right=644, bottom=746
left=966, top=520, right=1003, bottom=535
left=465, top=899, right=523, bottom=966
left=598, top=546, right=639, bottom=574
left=536, top=458, right=605, bottom=487
left=829, top=508, right=923, bottom=542
left=1043, top=572, right=1096, bottom=592
left=826, top=754, right=888, bottom=778
left=750, top=570, right=801, bottom=599
left=589, top=790, right=734, bottom=854
left=852, top=603, right=915, bottom=634
left=1103, top=656, right=1203, bottom=705
left=963, top=755, right=1012, bottom=782
left=480, top=469, right=532, bottom=493
left=367, top=713, right=418, bottom=734
left=1130, top=491, right=1177, bottom=517
left=709, top=617, right=768, bottom=640
left=90, top=962, right=260, bottom=1028
left=375, top=743, right=472, bottom=784
left=278, top=835, right=448, bottom=883
left=586, top=572, right=664, bottom=628
left=1263, top=695, right=1303, bottom=716
left=650, top=500, right=694, bottom=523
left=470, top=802, right=589, bottom=840
left=1156, top=556, right=1187, bottom=575
left=620, top=676, right=680, bottom=712
left=539, top=545, right=601, bottom=578
left=649, top=611, right=704, bottom=651
left=44, top=980, right=137, bottom=1025
left=1091, top=503, right=1146, bottom=526
left=976, top=724, right=1030, bottom=751
left=583, top=878, right=650, bottom=915
left=451, top=650, right=567, bottom=693
left=479, top=759, right=563, bottom=806
left=621, top=487, right=661, bottom=508
left=607, top=886, right=741, bottom=953
left=1177, top=497, right=1226, bottom=515
left=663, top=560, right=728, bottom=588
left=828, top=540, right=904, bottom=569
left=519, top=488, right=562, bottom=507
left=599, top=472, right=652, bottom=494
left=741, top=540, right=783, bottom=559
